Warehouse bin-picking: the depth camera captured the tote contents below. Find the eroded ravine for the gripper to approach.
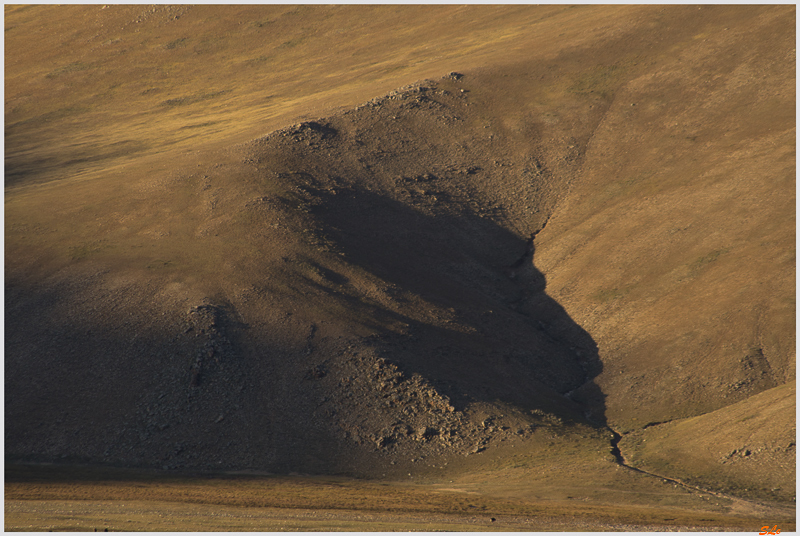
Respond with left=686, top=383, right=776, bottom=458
left=5, top=70, right=611, bottom=475
left=607, top=426, right=791, bottom=519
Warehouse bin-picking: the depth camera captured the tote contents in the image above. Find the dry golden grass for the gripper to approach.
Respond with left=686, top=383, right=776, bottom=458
left=6, top=463, right=792, bottom=532
left=5, top=4, right=795, bottom=529
left=5, top=5, right=640, bottom=188
left=620, top=382, right=796, bottom=503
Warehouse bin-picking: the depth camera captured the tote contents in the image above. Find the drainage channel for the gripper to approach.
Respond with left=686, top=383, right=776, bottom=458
left=608, top=429, right=750, bottom=504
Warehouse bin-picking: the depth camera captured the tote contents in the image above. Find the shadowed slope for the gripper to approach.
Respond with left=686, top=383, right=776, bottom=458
left=5, top=4, right=795, bottom=507
left=6, top=72, right=606, bottom=476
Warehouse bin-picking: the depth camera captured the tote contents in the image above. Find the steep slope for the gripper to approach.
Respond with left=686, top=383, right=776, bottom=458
left=535, top=5, right=795, bottom=429
left=5, top=4, right=795, bottom=505
left=5, top=70, right=600, bottom=476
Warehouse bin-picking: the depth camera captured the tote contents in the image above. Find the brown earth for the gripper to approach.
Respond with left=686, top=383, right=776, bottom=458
left=4, top=3, right=795, bottom=522
left=5, top=463, right=793, bottom=532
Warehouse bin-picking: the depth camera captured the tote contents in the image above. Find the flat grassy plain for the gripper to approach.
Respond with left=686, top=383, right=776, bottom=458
left=6, top=461, right=793, bottom=532
left=5, top=424, right=794, bottom=531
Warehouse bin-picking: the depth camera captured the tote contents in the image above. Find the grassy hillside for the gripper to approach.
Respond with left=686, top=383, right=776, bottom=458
left=620, top=381, right=796, bottom=503
left=5, top=4, right=637, bottom=187
left=536, top=5, right=795, bottom=428
left=5, top=3, right=795, bottom=522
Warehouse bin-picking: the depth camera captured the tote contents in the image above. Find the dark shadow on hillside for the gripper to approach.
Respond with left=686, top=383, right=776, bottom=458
left=307, top=186, right=609, bottom=426
left=4, top=275, right=326, bottom=474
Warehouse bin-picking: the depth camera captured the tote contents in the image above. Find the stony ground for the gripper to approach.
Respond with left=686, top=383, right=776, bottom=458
left=5, top=4, right=795, bottom=521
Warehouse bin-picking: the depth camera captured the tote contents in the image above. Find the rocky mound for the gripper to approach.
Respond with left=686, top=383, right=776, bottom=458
left=6, top=72, right=599, bottom=476
left=6, top=6, right=794, bottom=504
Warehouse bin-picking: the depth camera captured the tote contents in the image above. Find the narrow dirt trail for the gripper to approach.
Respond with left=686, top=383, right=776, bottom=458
left=608, top=430, right=793, bottom=520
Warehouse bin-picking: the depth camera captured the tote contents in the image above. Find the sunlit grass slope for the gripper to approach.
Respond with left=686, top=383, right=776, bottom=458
left=5, top=3, right=795, bottom=517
